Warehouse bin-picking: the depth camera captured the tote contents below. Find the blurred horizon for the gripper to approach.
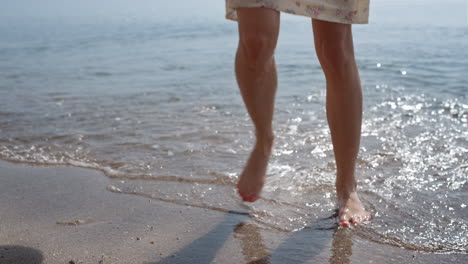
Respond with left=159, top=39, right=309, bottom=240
left=0, top=0, right=467, bottom=254
left=0, top=0, right=466, bottom=26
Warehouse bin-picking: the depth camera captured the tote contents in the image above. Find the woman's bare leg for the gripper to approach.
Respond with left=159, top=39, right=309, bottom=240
left=312, top=19, right=371, bottom=226
left=235, top=8, right=280, bottom=201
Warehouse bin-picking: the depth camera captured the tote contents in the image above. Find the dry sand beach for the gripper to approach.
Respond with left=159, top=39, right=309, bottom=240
left=0, top=2, right=467, bottom=263
left=0, top=160, right=465, bottom=264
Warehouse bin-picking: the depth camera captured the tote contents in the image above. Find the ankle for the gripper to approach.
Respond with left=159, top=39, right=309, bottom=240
left=335, top=179, right=357, bottom=198
left=255, top=131, right=274, bottom=155
left=255, top=130, right=274, bottom=144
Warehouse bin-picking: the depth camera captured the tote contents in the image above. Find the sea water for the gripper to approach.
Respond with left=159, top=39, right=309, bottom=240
left=0, top=3, right=467, bottom=253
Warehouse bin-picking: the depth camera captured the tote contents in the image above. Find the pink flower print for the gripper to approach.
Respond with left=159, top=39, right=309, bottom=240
left=295, top=1, right=301, bottom=7
left=345, top=10, right=357, bottom=22
left=255, top=0, right=275, bottom=9
left=306, top=5, right=325, bottom=16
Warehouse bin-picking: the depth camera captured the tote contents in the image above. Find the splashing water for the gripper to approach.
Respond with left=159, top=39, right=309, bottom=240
left=0, top=19, right=466, bottom=252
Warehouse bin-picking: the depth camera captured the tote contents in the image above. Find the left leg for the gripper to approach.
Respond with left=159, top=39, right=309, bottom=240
left=312, top=19, right=371, bottom=226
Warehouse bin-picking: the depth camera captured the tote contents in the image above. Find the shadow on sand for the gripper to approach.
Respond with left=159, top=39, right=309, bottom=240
left=0, top=245, right=43, bottom=264
left=146, top=211, right=353, bottom=264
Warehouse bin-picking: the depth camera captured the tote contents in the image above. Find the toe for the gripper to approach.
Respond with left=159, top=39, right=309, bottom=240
left=339, top=209, right=353, bottom=227
left=339, top=220, right=350, bottom=227
left=351, top=213, right=372, bottom=225
left=243, top=195, right=259, bottom=202
left=339, top=215, right=350, bottom=227
left=362, top=214, right=372, bottom=223
left=339, top=212, right=347, bottom=223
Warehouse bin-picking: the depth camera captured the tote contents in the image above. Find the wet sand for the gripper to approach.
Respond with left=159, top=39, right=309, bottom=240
left=0, top=160, right=465, bottom=264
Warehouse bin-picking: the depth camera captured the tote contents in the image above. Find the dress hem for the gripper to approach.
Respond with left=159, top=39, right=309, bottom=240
left=226, top=2, right=369, bottom=25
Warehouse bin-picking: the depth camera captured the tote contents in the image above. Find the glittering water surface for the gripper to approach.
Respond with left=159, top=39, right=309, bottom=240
left=0, top=17, right=466, bottom=253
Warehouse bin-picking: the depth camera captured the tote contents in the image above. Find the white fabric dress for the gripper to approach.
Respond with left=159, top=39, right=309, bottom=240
left=226, top=0, right=370, bottom=24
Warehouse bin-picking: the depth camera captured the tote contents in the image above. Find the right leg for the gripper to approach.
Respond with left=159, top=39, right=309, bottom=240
left=312, top=19, right=370, bottom=225
left=235, top=7, right=280, bottom=202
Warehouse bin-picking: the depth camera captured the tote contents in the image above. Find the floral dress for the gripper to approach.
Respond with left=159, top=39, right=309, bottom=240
left=226, top=0, right=370, bottom=24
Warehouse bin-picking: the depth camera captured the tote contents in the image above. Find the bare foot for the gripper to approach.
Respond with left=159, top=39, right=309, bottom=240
left=237, top=138, right=273, bottom=202
left=337, top=190, right=371, bottom=227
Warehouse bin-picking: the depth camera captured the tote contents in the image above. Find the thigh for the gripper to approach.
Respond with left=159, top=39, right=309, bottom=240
left=237, top=7, right=281, bottom=51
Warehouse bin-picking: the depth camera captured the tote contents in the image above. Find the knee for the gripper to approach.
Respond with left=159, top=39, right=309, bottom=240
left=315, top=38, right=355, bottom=78
left=239, top=31, right=276, bottom=70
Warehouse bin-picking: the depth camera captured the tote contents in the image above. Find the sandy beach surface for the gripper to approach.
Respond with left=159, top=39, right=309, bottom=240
left=0, top=160, right=465, bottom=264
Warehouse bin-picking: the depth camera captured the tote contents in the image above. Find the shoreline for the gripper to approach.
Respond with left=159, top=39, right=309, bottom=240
left=0, top=160, right=466, bottom=264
